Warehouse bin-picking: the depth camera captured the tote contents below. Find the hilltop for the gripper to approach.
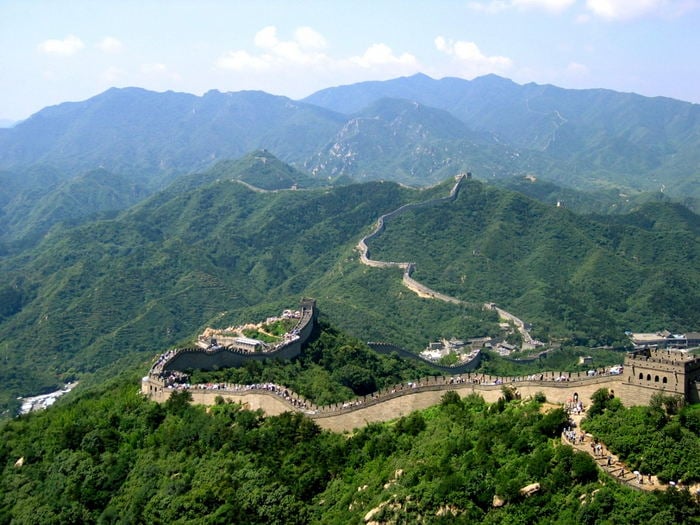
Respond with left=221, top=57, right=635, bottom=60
left=0, top=153, right=699, bottom=416
left=1, top=73, right=699, bottom=214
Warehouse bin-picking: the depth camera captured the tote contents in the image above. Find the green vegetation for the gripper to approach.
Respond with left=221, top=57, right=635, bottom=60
left=190, top=321, right=437, bottom=403
left=2, top=369, right=698, bottom=524
left=583, top=390, right=700, bottom=484
left=369, top=179, right=700, bottom=345
left=1, top=76, right=700, bottom=521
left=240, top=329, right=280, bottom=344
left=478, top=345, right=626, bottom=378
left=262, top=318, right=298, bottom=336
left=0, top=167, right=698, bottom=417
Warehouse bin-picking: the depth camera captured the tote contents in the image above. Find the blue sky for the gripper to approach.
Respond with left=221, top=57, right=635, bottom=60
left=1, top=0, right=699, bottom=121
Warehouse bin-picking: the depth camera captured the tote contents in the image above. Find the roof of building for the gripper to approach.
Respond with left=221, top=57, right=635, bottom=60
left=234, top=337, right=263, bottom=346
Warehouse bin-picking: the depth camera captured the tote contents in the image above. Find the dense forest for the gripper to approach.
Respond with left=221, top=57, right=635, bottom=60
left=2, top=380, right=698, bottom=522
left=1, top=325, right=699, bottom=523
left=1, top=163, right=700, bottom=417
left=2, top=73, right=700, bottom=522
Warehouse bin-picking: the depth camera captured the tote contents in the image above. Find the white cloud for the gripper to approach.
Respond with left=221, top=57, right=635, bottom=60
left=294, top=26, right=327, bottom=50
left=97, top=37, right=123, bottom=54
left=435, top=36, right=513, bottom=73
left=219, top=26, right=329, bottom=70
left=586, top=0, right=699, bottom=20
left=254, top=26, right=279, bottom=49
left=349, top=43, right=418, bottom=68
left=468, top=0, right=574, bottom=12
left=38, top=35, right=85, bottom=56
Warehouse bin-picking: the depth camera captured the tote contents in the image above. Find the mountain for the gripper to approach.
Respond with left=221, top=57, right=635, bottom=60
left=303, top=97, right=513, bottom=184
left=305, top=73, right=700, bottom=198
left=1, top=74, right=700, bottom=208
left=205, top=149, right=326, bottom=191
left=0, top=87, right=345, bottom=179
left=1, top=154, right=699, bottom=416
left=0, top=88, right=348, bottom=252
left=0, top=167, right=149, bottom=251
left=366, top=178, right=700, bottom=343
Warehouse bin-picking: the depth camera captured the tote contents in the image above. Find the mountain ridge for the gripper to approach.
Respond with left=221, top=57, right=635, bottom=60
left=1, top=73, right=698, bottom=205
left=1, top=154, right=698, bottom=415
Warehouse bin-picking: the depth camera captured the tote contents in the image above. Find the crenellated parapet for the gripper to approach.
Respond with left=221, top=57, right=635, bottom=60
left=621, top=348, right=700, bottom=404
left=145, top=299, right=317, bottom=381
left=142, top=368, right=631, bottom=432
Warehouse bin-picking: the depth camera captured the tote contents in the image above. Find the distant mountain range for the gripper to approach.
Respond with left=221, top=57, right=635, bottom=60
left=1, top=73, right=698, bottom=198
left=0, top=152, right=698, bottom=415
left=1, top=74, right=700, bottom=414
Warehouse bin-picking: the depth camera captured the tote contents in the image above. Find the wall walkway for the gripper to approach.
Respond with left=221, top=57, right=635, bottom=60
left=143, top=371, right=625, bottom=432
left=356, top=174, right=535, bottom=348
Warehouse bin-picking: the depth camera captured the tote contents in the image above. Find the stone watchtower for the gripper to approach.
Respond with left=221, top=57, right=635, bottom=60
left=620, top=348, right=700, bottom=405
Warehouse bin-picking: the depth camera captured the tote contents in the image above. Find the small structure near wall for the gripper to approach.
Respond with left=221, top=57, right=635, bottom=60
left=142, top=298, right=317, bottom=398
left=629, top=330, right=700, bottom=349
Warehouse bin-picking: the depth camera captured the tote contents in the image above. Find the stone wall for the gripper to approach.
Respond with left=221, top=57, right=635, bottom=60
left=163, top=341, right=305, bottom=372
left=142, top=372, right=627, bottom=433
left=623, top=348, right=700, bottom=402
left=314, top=378, right=623, bottom=432
left=156, top=298, right=316, bottom=374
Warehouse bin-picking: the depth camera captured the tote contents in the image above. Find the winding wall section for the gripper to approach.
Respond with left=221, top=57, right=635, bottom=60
left=143, top=370, right=625, bottom=433
left=145, top=298, right=317, bottom=377
left=356, top=174, right=534, bottom=347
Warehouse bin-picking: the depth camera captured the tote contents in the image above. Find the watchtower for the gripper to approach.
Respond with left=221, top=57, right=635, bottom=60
left=620, top=348, right=700, bottom=405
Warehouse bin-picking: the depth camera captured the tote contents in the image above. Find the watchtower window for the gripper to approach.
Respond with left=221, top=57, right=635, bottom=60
left=647, top=374, right=652, bottom=381
left=654, top=375, right=659, bottom=382
left=639, top=373, right=643, bottom=380
left=662, top=377, right=667, bottom=384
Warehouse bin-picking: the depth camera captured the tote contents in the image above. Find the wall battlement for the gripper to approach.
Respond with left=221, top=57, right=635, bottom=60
left=142, top=299, right=317, bottom=397
left=142, top=299, right=699, bottom=431
left=621, top=348, right=700, bottom=405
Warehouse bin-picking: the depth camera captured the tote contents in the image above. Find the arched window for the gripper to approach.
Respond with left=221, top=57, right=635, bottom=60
left=662, top=377, right=667, bottom=384
left=647, top=374, right=652, bottom=381
left=654, top=375, right=659, bottom=382
left=639, top=373, right=643, bottom=380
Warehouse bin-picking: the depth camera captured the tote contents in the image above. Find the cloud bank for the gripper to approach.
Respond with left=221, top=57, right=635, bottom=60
left=38, top=35, right=85, bottom=56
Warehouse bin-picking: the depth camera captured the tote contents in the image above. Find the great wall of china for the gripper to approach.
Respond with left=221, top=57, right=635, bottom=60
left=141, top=296, right=624, bottom=432
left=356, top=173, right=535, bottom=348
left=138, top=175, right=700, bottom=497
left=142, top=176, right=700, bottom=434
left=142, top=297, right=700, bottom=434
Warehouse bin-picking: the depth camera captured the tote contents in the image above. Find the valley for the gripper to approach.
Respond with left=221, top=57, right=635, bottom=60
left=1, top=73, right=699, bottom=523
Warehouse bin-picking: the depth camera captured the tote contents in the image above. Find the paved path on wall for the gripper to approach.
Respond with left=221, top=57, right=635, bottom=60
left=561, top=412, right=695, bottom=494
left=356, top=174, right=535, bottom=348
left=151, top=372, right=624, bottom=431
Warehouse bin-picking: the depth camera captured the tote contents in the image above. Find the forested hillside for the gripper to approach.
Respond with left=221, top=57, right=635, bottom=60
left=305, top=73, right=700, bottom=203
left=1, top=71, right=700, bottom=522
left=368, top=178, right=700, bottom=344
left=1, top=157, right=699, bottom=417
left=0, top=166, right=491, bottom=415
left=2, top=356, right=698, bottom=523
left=2, top=73, right=699, bottom=212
